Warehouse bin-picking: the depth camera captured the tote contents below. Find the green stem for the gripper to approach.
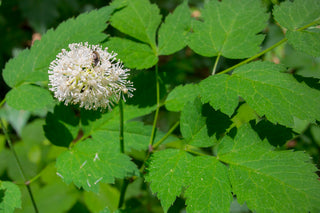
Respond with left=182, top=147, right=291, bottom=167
left=149, top=64, right=160, bottom=147
left=153, top=121, right=180, bottom=149
left=212, top=53, right=221, bottom=75
left=119, top=99, right=124, bottom=153
left=0, top=98, right=5, bottom=108
left=218, top=38, right=288, bottom=75
left=118, top=178, right=129, bottom=209
left=0, top=119, right=39, bottom=213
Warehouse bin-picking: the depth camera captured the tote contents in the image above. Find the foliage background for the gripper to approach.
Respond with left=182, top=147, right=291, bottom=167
left=0, top=0, right=320, bottom=212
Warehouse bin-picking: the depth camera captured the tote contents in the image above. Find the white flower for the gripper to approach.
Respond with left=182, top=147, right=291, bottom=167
left=48, top=42, right=134, bottom=110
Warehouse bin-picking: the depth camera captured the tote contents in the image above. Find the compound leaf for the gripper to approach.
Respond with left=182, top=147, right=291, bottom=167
left=3, top=5, right=114, bottom=88
left=185, top=156, right=232, bottom=213
left=6, top=84, right=55, bottom=111
left=0, top=181, right=21, bottom=213
left=110, top=0, right=161, bottom=49
left=158, top=0, right=191, bottom=55
left=218, top=125, right=320, bottom=213
left=200, top=61, right=320, bottom=128
left=105, top=37, right=158, bottom=69
left=188, top=0, right=268, bottom=58
left=273, top=0, right=320, bottom=30
left=56, top=136, right=138, bottom=192
left=145, top=149, right=192, bottom=212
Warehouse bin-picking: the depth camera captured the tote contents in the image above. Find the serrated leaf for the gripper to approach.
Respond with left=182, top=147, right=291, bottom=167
left=181, top=98, right=214, bottom=147
left=0, top=181, right=21, bottom=213
left=286, top=29, right=320, bottom=57
left=3, top=5, right=114, bottom=88
left=56, top=136, right=138, bottom=192
left=145, top=149, right=192, bottom=212
left=43, top=104, right=80, bottom=147
left=218, top=125, right=320, bottom=213
left=110, top=0, right=161, bottom=49
left=185, top=156, right=232, bottom=213
left=158, top=0, right=191, bottom=55
left=165, top=84, right=200, bottom=112
left=105, top=37, right=158, bottom=69
left=188, top=0, right=268, bottom=58
left=273, top=0, right=320, bottom=30
left=6, top=84, right=55, bottom=111
left=200, top=61, right=320, bottom=128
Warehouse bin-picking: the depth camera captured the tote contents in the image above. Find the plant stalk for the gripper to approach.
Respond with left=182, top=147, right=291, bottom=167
left=119, top=99, right=124, bottom=153
left=149, top=64, right=160, bottom=147
left=0, top=119, right=39, bottom=213
left=212, top=53, right=221, bottom=75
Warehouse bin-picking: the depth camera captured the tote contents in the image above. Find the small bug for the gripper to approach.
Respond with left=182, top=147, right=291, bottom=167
left=92, top=51, right=100, bottom=67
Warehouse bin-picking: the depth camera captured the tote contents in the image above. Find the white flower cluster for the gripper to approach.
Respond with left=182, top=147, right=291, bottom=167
left=48, top=42, right=134, bottom=110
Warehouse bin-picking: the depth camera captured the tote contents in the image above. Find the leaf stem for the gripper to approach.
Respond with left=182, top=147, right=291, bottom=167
left=212, top=53, right=221, bottom=75
left=119, top=99, right=124, bottom=153
left=0, top=119, right=39, bottom=213
left=218, top=38, right=288, bottom=75
left=149, top=64, right=160, bottom=147
left=0, top=98, right=5, bottom=108
left=153, top=121, right=180, bottom=149
left=118, top=178, right=129, bottom=209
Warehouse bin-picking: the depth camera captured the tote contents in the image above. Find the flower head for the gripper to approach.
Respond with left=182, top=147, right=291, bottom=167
left=48, top=42, right=134, bottom=110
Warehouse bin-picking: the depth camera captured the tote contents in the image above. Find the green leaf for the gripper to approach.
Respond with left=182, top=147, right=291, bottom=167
left=273, top=0, right=320, bottom=57
left=180, top=98, right=214, bottom=147
left=200, top=74, right=239, bottom=116
left=110, top=0, right=161, bottom=49
left=44, top=104, right=80, bottom=147
left=165, top=84, right=200, bottom=112
left=286, top=29, right=320, bottom=57
left=188, top=0, right=268, bottom=58
left=145, top=149, right=192, bottom=212
left=5, top=84, right=55, bottom=111
left=2, top=5, right=114, bottom=88
left=200, top=61, right=320, bottom=128
left=0, top=181, right=21, bottom=212
left=105, top=37, right=158, bottom=69
left=185, top=156, right=232, bottom=213
left=158, top=0, right=191, bottom=55
left=56, top=136, right=138, bottom=192
left=218, top=125, right=320, bottom=213
left=273, top=0, right=320, bottom=30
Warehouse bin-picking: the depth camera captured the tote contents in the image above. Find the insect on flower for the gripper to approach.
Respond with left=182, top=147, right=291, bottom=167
left=48, top=42, right=135, bottom=110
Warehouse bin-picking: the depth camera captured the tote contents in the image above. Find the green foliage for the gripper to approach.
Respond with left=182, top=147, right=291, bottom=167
left=0, top=181, right=21, bottom=212
left=1, top=0, right=320, bottom=212
left=180, top=98, right=215, bottom=147
left=273, top=0, right=320, bottom=56
left=200, top=61, right=320, bottom=128
left=6, top=84, right=55, bottom=112
left=188, top=0, right=269, bottom=58
left=218, top=125, right=320, bottom=213
left=185, top=156, right=232, bottom=213
left=158, top=0, right=191, bottom=55
left=146, top=149, right=192, bottom=212
left=56, top=135, right=138, bottom=192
